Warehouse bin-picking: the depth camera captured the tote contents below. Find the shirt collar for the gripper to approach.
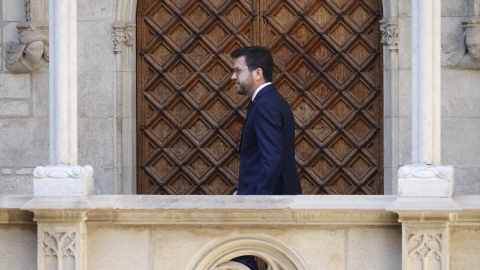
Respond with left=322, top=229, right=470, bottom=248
left=251, top=82, right=272, bottom=101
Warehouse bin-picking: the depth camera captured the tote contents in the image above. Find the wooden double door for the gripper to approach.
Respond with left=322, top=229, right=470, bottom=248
left=137, top=0, right=383, bottom=195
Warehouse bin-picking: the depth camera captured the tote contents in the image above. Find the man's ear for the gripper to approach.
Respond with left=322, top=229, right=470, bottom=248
left=253, top=68, right=264, bottom=82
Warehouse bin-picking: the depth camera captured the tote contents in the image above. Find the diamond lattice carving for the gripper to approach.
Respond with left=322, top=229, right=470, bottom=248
left=186, top=41, right=211, bottom=67
left=137, top=0, right=384, bottom=195
left=168, top=137, right=193, bottom=160
left=271, top=4, right=296, bottom=29
left=169, top=60, right=193, bottom=85
left=149, top=43, right=174, bottom=66
left=292, top=98, right=316, bottom=123
left=205, top=173, right=232, bottom=194
left=167, top=173, right=194, bottom=194
left=185, top=80, right=211, bottom=104
left=186, top=153, right=212, bottom=178
left=347, top=80, right=372, bottom=104
left=348, top=42, right=372, bottom=65
left=296, top=136, right=316, bottom=161
left=166, top=22, right=193, bottom=47
left=328, top=61, right=353, bottom=84
left=327, top=174, right=353, bottom=194
left=347, top=117, right=372, bottom=141
left=224, top=3, right=250, bottom=28
left=205, top=23, right=229, bottom=46
left=146, top=3, right=175, bottom=28
left=330, top=23, right=353, bottom=45
left=291, top=22, right=315, bottom=46
left=150, top=118, right=175, bottom=142
left=310, top=117, right=335, bottom=141
left=329, top=137, right=354, bottom=161
left=311, top=155, right=336, bottom=179
left=328, top=98, right=353, bottom=122
left=347, top=155, right=372, bottom=179
left=185, top=4, right=211, bottom=29
left=151, top=154, right=175, bottom=178
left=185, top=116, right=211, bottom=141
left=309, top=4, right=335, bottom=27
left=206, top=135, right=230, bottom=161
left=348, top=4, right=371, bottom=27
left=168, top=98, right=193, bottom=123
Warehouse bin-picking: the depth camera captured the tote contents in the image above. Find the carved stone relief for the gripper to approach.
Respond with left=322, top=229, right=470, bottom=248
left=407, top=234, right=442, bottom=270
left=380, top=18, right=399, bottom=50
left=40, top=226, right=79, bottom=270
left=442, top=16, right=480, bottom=68
left=4, top=22, right=49, bottom=73
left=112, top=22, right=135, bottom=54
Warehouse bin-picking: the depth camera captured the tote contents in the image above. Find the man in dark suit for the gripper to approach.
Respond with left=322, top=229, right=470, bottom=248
left=230, top=47, right=302, bottom=269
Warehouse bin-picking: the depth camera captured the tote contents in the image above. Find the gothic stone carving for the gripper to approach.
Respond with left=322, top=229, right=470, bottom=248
left=380, top=19, right=399, bottom=50
left=112, top=22, right=135, bottom=54
left=408, top=234, right=442, bottom=270
left=4, top=22, right=49, bottom=73
left=41, top=227, right=78, bottom=270
left=442, top=16, right=480, bottom=68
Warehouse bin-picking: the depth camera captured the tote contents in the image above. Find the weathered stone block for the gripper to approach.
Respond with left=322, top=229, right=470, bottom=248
left=0, top=73, right=30, bottom=98
left=32, top=72, right=49, bottom=118
left=78, top=72, right=114, bottom=118
left=450, top=228, right=480, bottom=269
left=0, top=119, right=49, bottom=167
left=0, top=226, right=36, bottom=269
left=442, top=117, right=480, bottom=166
left=82, top=21, right=115, bottom=72
left=0, top=175, right=33, bottom=194
left=398, top=18, right=411, bottom=70
left=441, top=0, right=469, bottom=17
left=2, top=0, right=25, bottom=21
left=442, top=69, right=480, bottom=117
left=347, top=228, right=402, bottom=270
left=87, top=227, right=151, bottom=270
left=79, top=118, right=114, bottom=167
left=452, top=167, right=480, bottom=195
left=0, top=100, right=29, bottom=116
left=77, top=0, right=115, bottom=21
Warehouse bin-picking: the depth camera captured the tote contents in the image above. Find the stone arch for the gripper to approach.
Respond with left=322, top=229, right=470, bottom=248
left=114, top=0, right=401, bottom=194
left=186, top=234, right=309, bottom=270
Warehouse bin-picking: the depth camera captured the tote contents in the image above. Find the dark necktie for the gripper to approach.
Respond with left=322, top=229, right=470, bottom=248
left=239, top=101, right=254, bottom=151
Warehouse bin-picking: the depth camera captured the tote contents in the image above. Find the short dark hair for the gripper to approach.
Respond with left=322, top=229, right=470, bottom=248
left=231, top=46, right=273, bottom=82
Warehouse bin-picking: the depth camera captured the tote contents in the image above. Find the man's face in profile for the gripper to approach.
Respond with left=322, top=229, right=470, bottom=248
left=231, top=56, right=255, bottom=97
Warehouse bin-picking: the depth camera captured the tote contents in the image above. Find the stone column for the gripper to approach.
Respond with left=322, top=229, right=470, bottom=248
left=26, top=1, right=93, bottom=269
left=390, top=1, right=458, bottom=270
left=33, top=0, right=94, bottom=197
left=397, top=0, right=454, bottom=197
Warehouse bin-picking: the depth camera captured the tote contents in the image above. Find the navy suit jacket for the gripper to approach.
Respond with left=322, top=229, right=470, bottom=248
left=237, top=84, right=302, bottom=195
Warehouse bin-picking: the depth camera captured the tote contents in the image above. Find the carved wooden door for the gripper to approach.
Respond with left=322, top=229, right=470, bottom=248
left=137, top=0, right=383, bottom=195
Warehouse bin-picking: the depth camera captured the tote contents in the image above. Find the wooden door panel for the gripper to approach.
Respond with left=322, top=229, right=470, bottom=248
left=263, top=0, right=383, bottom=195
left=137, top=0, right=383, bottom=195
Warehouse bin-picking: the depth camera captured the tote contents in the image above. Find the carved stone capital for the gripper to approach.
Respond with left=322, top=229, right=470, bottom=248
left=398, top=165, right=454, bottom=197
left=380, top=18, right=399, bottom=51
left=112, top=21, right=135, bottom=54
left=33, top=165, right=94, bottom=197
left=3, top=21, right=49, bottom=73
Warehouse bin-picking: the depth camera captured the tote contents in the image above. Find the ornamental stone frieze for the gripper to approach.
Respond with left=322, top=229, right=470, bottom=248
left=112, top=21, right=135, bottom=54
left=380, top=18, right=399, bottom=51
left=4, top=22, right=49, bottom=73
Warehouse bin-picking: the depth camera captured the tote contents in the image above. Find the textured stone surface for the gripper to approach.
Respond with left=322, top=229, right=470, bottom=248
left=0, top=175, right=33, bottom=194
left=2, top=0, right=24, bottom=21
left=452, top=167, right=480, bottom=195
left=0, top=100, right=30, bottom=116
left=87, top=227, right=151, bottom=270
left=442, top=117, right=480, bottom=167
left=0, top=227, right=36, bottom=269
left=450, top=228, right=480, bottom=269
left=0, top=119, right=49, bottom=167
left=441, top=0, right=469, bottom=16
left=347, top=228, right=402, bottom=270
left=79, top=118, right=114, bottom=168
left=0, top=74, right=30, bottom=98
